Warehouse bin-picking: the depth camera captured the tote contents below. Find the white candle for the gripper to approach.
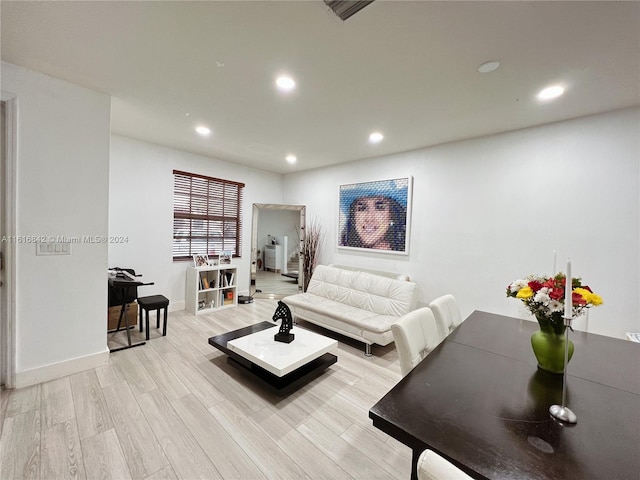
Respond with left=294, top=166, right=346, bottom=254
left=564, top=259, right=573, bottom=319
left=553, top=250, right=557, bottom=275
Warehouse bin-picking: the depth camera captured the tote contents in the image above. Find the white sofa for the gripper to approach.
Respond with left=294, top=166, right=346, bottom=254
left=282, top=265, right=418, bottom=355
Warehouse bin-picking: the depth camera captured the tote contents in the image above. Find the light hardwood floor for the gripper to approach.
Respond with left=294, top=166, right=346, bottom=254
left=0, top=299, right=410, bottom=479
left=255, top=269, right=300, bottom=296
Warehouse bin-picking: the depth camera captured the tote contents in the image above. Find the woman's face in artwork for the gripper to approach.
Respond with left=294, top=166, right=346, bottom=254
left=354, top=196, right=392, bottom=248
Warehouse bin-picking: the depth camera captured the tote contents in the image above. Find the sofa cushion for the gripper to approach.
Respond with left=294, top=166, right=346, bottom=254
left=306, top=265, right=417, bottom=316
left=284, top=293, right=399, bottom=334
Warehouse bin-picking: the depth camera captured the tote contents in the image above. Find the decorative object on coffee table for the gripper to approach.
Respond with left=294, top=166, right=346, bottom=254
left=272, top=300, right=294, bottom=343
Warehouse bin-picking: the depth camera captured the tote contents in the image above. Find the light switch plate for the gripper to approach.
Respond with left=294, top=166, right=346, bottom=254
left=37, top=242, right=71, bottom=255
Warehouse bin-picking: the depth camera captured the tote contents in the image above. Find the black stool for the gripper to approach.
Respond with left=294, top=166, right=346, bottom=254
left=137, top=295, right=169, bottom=340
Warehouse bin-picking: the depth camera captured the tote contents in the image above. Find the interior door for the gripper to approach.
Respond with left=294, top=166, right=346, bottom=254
left=0, top=101, right=6, bottom=387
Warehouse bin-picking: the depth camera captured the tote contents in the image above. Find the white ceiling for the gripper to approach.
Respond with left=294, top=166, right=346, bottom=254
left=2, top=1, right=639, bottom=174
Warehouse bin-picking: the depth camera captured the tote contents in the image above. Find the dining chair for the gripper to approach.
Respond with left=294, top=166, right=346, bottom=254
left=391, top=307, right=443, bottom=377
left=428, top=294, right=463, bottom=338
left=417, top=449, right=472, bottom=480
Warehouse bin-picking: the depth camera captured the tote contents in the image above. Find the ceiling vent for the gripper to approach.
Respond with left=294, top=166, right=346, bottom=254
left=324, top=1, right=376, bottom=21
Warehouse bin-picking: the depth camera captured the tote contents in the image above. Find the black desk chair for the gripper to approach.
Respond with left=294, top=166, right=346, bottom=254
left=137, top=294, right=170, bottom=340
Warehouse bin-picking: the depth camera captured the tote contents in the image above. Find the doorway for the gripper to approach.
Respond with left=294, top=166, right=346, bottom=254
left=251, top=204, right=305, bottom=298
left=0, top=97, right=16, bottom=389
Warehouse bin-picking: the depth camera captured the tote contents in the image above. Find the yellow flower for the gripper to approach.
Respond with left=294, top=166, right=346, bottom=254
left=574, top=287, right=603, bottom=306
left=516, top=286, right=533, bottom=299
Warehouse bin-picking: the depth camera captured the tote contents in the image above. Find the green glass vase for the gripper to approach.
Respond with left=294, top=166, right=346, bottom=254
left=531, top=314, right=574, bottom=374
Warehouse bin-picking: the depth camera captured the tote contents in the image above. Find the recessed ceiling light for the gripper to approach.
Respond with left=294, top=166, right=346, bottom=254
left=195, top=126, right=211, bottom=136
left=478, top=60, right=500, bottom=73
left=537, top=85, right=565, bottom=101
left=286, top=154, right=297, bottom=164
left=276, top=75, right=296, bottom=92
left=369, top=132, right=384, bottom=144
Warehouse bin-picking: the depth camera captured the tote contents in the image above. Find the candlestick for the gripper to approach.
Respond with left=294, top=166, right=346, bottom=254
left=549, top=316, right=577, bottom=424
left=564, top=259, right=572, bottom=319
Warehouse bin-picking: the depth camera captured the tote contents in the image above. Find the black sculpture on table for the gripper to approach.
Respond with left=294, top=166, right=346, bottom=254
left=272, top=300, right=295, bottom=343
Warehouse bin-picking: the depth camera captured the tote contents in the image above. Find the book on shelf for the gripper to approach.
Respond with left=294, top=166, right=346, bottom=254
left=221, top=271, right=233, bottom=287
left=202, top=276, right=210, bottom=289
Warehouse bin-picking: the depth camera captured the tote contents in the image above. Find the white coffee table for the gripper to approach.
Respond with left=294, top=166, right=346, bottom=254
left=208, top=322, right=338, bottom=396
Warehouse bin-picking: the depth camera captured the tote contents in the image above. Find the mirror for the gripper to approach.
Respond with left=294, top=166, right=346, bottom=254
left=251, top=203, right=305, bottom=298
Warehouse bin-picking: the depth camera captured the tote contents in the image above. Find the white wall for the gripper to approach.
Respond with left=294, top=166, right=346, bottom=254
left=2, top=62, right=111, bottom=385
left=283, top=108, right=640, bottom=339
left=108, top=135, right=284, bottom=309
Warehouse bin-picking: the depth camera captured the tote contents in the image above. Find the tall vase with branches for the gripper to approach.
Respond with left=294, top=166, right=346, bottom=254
left=301, top=217, right=322, bottom=292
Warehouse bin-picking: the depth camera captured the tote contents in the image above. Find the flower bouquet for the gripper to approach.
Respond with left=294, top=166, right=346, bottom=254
left=506, top=274, right=602, bottom=373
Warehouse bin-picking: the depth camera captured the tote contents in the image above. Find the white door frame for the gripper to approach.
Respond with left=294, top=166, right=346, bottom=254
left=1, top=93, right=17, bottom=389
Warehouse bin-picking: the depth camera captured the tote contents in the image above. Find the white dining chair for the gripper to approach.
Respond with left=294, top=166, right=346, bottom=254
left=391, top=307, right=443, bottom=377
left=417, top=449, right=473, bottom=480
left=428, top=294, right=463, bottom=338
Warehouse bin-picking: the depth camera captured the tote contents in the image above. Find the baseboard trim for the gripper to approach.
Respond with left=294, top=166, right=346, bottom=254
left=14, top=349, right=110, bottom=388
left=169, top=300, right=185, bottom=312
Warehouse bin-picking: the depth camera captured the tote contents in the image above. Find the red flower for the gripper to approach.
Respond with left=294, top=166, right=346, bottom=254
left=528, top=280, right=544, bottom=292
left=549, top=287, right=564, bottom=300
left=572, top=291, right=587, bottom=305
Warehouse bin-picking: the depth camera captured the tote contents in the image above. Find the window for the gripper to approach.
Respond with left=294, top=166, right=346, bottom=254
left=173, top=170, right=244, bottom=261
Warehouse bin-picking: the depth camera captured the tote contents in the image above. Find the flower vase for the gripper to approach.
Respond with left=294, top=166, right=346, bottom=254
left=531, top=314, right=574, bottom=374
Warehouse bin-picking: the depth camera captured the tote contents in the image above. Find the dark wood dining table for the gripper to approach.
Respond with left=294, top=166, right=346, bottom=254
left=369, top=310, right=640, bottom=480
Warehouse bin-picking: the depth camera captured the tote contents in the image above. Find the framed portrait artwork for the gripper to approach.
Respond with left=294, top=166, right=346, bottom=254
left=338, top=177, right=412, bottom=254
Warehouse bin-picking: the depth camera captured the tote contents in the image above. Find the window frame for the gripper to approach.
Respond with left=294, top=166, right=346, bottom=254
left=172, top=169, right=245, bottom=261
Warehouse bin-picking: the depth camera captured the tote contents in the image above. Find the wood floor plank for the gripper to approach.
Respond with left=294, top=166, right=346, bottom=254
left=70, top=370, right=114, bottom=440
left=0, top=388, right=9, bottom=436
left=41, top=376, right=75, bottom=429
left=81, top=429, right=132, bottom=480
left=137, top=390, right=222, bottom=479
left=208, top=400, right=311, bottom=480
left=102, top=381, right=169, bottom=479
left=150, top=343, right=226, bottom=409
left=144, top=464, right=179, bottom=480
left=136, top=346, right=190, bottom=401
left=340, top=422, right=410, bottom=480
left=109, top=348, right=158, bottom=396
left=196, top=356, right=268, bottom=415
left=95, top=360, right=126, bottom=388
left=5, top=383, right=41, bottom=418
left=41, top=420, right=87, bottom=480
left=172, top=394, right=267, bottom=480
left=297, top=416, right=389, bottom=480
left=251, top=406, right=353, bottom=479
left=0, top=409, right=40, bottom=480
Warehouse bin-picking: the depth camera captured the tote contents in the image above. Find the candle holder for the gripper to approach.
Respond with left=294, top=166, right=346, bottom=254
left=549, top=316, right=577, bottom=424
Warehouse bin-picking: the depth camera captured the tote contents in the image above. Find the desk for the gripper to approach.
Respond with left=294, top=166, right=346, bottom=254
left=108, top=273, right=149, bottom=352
left=369, top=311, right=640, bottom=480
